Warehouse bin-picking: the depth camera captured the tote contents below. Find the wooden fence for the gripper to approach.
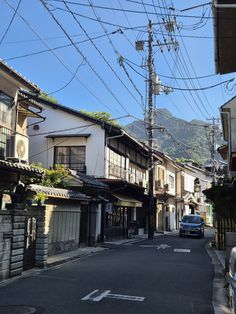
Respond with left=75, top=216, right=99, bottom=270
left=215, top=217, right=236, bottom=250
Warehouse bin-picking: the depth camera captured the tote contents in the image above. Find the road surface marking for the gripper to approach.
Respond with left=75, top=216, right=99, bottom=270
left=82, top=290, right=145, bottom=302
left=106, top=293, right=145, bottom=302
left=81, top=290, right=111, bottom=301
left=174, top=249, right=191, bottom=253
left=156, top=244, right=171, bottom=250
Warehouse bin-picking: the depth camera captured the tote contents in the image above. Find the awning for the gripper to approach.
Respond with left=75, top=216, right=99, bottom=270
left=112, top=193, right=142, bottom=207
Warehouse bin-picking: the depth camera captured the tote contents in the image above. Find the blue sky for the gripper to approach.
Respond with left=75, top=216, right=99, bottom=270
left=0, top=0, right=235, bottom=125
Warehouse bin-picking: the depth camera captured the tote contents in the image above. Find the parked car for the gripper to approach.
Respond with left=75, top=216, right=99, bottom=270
left=179, top=214, right=205, bottom=238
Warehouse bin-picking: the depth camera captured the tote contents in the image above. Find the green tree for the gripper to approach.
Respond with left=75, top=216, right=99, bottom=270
left=30, top=163, right=69, bottom=188
left=80, top=110, right=119, bottom=125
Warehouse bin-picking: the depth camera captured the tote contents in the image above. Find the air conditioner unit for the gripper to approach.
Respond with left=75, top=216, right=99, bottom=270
left=7, top=133, right=29, bottom=162
left=155, top=179, right=164, bottom=190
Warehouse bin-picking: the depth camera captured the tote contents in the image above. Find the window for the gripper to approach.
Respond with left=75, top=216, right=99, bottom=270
left=157, top=167, right=165, bottom=180
left=0, top=92, right=13, bottom=127
left=54, top=146, right=86, bottom=172
left=108, top=149, right=126, bottom=179
left=0, top=127, right=11, bottom=159
left=168, top=174, right=175, bottom=189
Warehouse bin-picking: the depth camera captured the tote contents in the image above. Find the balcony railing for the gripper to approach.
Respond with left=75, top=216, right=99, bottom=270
left=108, top=163, right=126, bottom=179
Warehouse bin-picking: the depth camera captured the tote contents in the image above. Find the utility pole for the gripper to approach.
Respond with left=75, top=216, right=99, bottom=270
left=135, top=20, right=177, bottom=239
left=207, top=117, right=219, bottom=184
left=147, top=20, right=155, bottom=239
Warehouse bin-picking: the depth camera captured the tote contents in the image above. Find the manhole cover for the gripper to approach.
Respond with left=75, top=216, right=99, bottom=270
left=0, top=305, right=37, bottom=314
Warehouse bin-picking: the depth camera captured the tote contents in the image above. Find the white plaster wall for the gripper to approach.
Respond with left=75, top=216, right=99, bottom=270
left=28, top=105, right=106, bottom=177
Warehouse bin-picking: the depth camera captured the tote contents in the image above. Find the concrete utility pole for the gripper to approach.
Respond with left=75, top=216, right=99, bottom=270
left=135, top=20, right=177, bottom=239
left=207, top=117, right=219, bottom=184
left=147, top=20, right=155, bottom=239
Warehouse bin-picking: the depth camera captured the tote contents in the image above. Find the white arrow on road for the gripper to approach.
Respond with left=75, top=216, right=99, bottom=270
left=156, top=244, right=171, bottom=250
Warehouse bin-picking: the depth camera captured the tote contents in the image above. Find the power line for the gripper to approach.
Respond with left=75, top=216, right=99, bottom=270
left=176, top=21, right=215, bottom=115
left=180, top=2, right=211, bottom=12
left=4, top=29, right=124, bottom=61
left=87, top=0, right=145, bottom=109
left=47, top=59, right=86, bottom=95
left=147, top=3, right=205, bottom=120
left=0, top=0, right=22, bottom=45
left=62, top=0, right=143, bottom=108
left=124, top=58, right=218, bottom=80
left=123, top=60, right=235, bottom=92
left=40, top=0, right=133, bottom=116
left=4, top=0, right=122, bottom=116
left=42, top=0, right=236, bottom=22
left=46, top=3, right=148, bottom=30
left=30, top=125, right=92, bottom=159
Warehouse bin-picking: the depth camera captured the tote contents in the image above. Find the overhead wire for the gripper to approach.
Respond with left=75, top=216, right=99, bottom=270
left=46, top=0, right=236, bottom=22
left=148, top=1, right=204, bottom=119
left=124, top=57, right=218, bottom=80
left=46, top=59, right=86, bottom=95
left=176, top=27, right=215, bottom=116
left=63, top=0, right=143, bottom=109
left=0, top=0, right=22, bottom=45
left=87, top=0, right=145, bottom=109
left=40, top=0, right=137, bottom=117
left=4, top=0, right=120, bottom=115
left=158, top=0, right=211, bottom=119
left=122, top=59, right=233, bottom=92
left=4, top=29, right=127, bottom=62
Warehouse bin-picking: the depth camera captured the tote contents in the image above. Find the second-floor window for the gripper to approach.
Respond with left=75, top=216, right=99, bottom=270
left=0, top=127, right=11, bottom=159
left=0, top=91, right=12, bottom=128
left=168, top=174, right=175, bottom=190
left=108, top=149, right=126, bottom=179
left=54, top=146, right=86, bottom=173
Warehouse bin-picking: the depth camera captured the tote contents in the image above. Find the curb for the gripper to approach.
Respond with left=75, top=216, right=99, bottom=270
left=46, top=247, right=108, bottom=268
left=205, top=242, right=232, bottom=314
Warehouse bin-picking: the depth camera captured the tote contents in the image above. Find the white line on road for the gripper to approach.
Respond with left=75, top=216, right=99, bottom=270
left=81, top=290, right=145, bottom=302
left=81, top=290, right=111, bottom=301
left=106, top=293, right=145, bottom=302
left=174, top=249, right=191, bottom=253
left=156, top=244, right=171, bottom=250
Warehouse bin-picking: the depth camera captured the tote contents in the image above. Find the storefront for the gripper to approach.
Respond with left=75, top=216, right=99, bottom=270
left=105, top=193, right=142, bottom=240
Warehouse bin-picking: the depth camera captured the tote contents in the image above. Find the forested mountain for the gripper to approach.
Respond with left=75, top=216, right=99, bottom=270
left=125, top=108, right=221, bottom=165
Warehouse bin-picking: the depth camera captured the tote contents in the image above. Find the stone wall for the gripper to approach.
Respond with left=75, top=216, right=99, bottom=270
left=0, top=204, right=47, bottom=281
left=10, top=210, right=25, bottom=277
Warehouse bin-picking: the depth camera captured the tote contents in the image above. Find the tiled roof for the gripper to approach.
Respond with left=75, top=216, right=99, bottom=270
left=69, top=170, right=108, bottom=190
left=0, top=160, right=45, bottom=177
left=27, top=184, right=90, bottom=201
left=0, top=60, right=40, bottom=92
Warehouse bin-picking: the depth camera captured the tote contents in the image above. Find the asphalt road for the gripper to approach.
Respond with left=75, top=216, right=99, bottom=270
left=0, top=229, right=214, bottom=314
